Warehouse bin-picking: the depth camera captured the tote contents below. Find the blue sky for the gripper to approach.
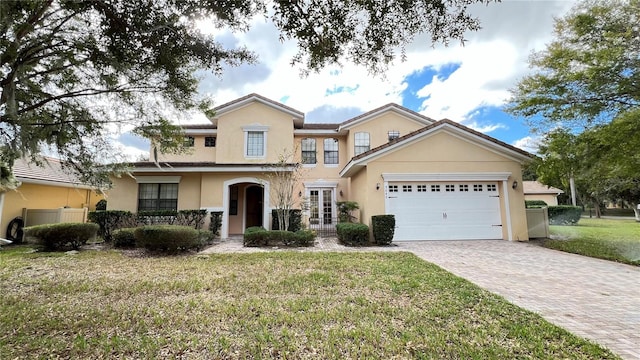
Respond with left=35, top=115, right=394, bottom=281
left=118, top=0, right=577, bottom=158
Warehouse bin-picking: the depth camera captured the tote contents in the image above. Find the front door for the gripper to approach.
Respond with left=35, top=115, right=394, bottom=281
left=309, top=189, right=334, bottom=228
left=245, top=185, right=264, bottom=229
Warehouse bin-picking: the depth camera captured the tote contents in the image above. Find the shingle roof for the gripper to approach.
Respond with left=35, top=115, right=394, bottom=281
left=13, top=157, right=89, bottom=188
left=300, top=123, right=340, bottom=130
left=523, top=181, right=564, bottom=195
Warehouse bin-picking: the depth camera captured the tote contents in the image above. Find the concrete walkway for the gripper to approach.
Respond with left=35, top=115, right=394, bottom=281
left=201, top=238, right=640, bottom=359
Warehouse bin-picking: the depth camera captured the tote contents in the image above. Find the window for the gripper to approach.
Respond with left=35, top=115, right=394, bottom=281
left=205, top=136, right=216, bottom=147
left=138, top=183, right=178, bottom=211
left=459, top=184, right=469, bottom=192
left=184, top=136, right=194, bottom=147
left=445, top=184, right=455, bottom=192
left=229, top=185, right=238, bottom=215
left=324, top=138, right=339, bottom=165
left=388, top=130, right=400, bottom=142
left=402, top=185, right=412, bottom=192
left=473, top=184, right=483, bottom=192
left=417, top=185, right=427, bottom=192
left=388, top=185, right=398, bottom=192
left=301, top=138, right=316, bottom=164
left=246, top=131, right=264, bottom=157
left=431, top=184, right=440, bottom=192
left=487, top=184, right=497, bottom=192
left=354, top=132, right=370, bottom=156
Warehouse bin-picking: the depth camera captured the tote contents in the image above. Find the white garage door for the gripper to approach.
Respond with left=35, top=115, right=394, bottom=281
left=387, top=182, right=502, bottom=240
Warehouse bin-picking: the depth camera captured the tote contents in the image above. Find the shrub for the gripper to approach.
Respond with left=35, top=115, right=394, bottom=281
left=336, top=223, right=369, bottom=246
left=271, top=209, right=302, bottom=232
left=209, top=211, right=223, bottom=235
left=337, top=201, right=359, bottom=223
left=198, top=229, right=215, bottom=244
left=371, top=215, right=395, bottom=245
left=548, top=206, right=582, bottom=225
left=24, top=222, right=99, bottom=251
left=176, top=209, right=207, bottom=229
left=112, top=228, right=137, bottom=248
left=526, top=200, right=548, bottom=208
left=137, top=210, right=178, bottom=226
left=95, top=199, right=107, bottom=211
left=134, top=225, right=203, bottom=252
left=88, top=210, right=136, bottom=242
left=243, top=227, right=315, bottom=247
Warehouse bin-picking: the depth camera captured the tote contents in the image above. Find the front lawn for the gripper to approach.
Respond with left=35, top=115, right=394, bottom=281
left=547, top=218, right=640, bottom=266
left=0, top=247, right=617, bottom=359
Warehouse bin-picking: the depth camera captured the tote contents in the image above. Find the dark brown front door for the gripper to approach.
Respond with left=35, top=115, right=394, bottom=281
left=245, top=185, right=263, bottom=229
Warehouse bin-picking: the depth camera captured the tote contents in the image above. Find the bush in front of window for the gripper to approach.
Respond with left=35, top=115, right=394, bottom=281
left=112, top=228, right=137, bottom=248
left=176, top=209, right=207, bottom=229
left=88, top=210, right=137, bottom=242
left=24, top=223, right=99, bottom=251
left=134, top=225, right=203, bottom=252
left=271, top=209, right=302, bottom=232
left=371, top=215, right=395, bottom=245
left=336, top=223, right=369, bottom=246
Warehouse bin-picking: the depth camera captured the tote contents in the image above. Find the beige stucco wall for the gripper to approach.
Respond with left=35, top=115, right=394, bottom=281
left=1, top=183, right=102, bottom=238
left=216, top=102, right=295, bottom=164
left=352, top=131, right=528, bottom=241
left=524, top=194, right=559, bottom=206
left=155, top=136, right=217, bottom=162
left=294, top=135, right=350, bottom=201
left=345, top=112, right=426, bottom=159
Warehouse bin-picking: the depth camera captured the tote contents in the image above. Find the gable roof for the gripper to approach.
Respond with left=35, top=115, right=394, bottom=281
left=211, top=93, right=305, bottom=128
left=13, top=157, right=93, bottom=189
left=340, top=119, right=533, bottom=177
left=338, top=103, right=435, bottom=131
left=523, top=181, right=564, bottom=195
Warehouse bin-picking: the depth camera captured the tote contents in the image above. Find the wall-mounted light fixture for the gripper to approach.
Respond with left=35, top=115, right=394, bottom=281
left=339, top=190, right=343, bottom=197
left=376, top=183, right=380, bottom=190
left=512, top=180, right=518, bottom=189
left=298, top=191, right=302, bottom=197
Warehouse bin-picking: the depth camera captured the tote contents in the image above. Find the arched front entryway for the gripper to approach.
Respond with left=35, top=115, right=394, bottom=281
left=221, top=178, right=270, bottom=238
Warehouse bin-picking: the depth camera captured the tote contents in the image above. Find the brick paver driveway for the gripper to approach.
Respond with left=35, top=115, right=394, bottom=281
left=399, top=240, right=640, bottom=360
left=202, top=238, right=640, bottom=359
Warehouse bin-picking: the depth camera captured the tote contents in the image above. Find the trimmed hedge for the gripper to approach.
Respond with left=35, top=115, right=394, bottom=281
left=336, top=223, right=369, bottom=246
left=548, top=206, right=582, bottom=225
left=112, top=228, right=137, bottom=248
left=134, top=225, right=203, bottom=252
left=23, top=222, right=99, bottom=251
left=88, top=210, right=136, bottom=242
left=526, top=200, right=548, bottom=208
left=209, top=211, right=223, bottom=235
left=271, top=209, right=302, bottom=232
left=372, top=215, right=395, bottom=245
left=243, top=227, right=314, bottom=247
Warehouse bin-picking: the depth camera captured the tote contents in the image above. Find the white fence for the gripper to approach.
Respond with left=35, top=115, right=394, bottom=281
left=22, top=207, right=88, bottom=227
left=526, top=207, right=549, bottom=239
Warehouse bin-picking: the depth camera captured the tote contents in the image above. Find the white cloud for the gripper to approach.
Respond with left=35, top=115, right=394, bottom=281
left=512, top=135, right=541, bottom=154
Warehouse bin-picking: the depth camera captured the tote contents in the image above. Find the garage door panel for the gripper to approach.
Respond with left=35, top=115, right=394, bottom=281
left=387, top=181, right=502, bottom=241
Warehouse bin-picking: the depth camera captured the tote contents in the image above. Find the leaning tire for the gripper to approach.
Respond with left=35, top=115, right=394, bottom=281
left=6, top=217, right=24, bottom=243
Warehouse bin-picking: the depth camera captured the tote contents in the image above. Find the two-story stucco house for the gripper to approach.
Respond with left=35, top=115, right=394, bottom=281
left=108, top=93, right=532, bottom=241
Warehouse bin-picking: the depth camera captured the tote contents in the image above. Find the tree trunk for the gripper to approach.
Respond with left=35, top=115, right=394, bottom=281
left=633, top=202, right=640, bottom=222
left=569, top=176, right=577, bottom=206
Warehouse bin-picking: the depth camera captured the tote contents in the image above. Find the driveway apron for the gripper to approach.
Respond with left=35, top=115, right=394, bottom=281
left=399, top=240, right=640, bottom=360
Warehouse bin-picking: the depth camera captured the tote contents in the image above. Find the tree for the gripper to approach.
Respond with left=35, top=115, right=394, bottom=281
left=1, top=0, right=496, bottom=191
left=534, top=129, right=581, bottom=206
left=507, top=0, right=640, bottom=131
left=263, top=148, right=305, bottom=232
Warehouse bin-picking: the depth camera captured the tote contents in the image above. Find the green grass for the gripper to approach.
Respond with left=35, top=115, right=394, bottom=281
left=547, top=218, right=640, bottom=266
left=0, top=247, right=618, bottom=359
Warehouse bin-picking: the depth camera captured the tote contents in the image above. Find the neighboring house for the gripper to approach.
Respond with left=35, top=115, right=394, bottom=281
left=523, top=181, right=564, bottom=206
left=0, top=157, right=103, bottom=239
left=108, top=93, right=532, bottom=241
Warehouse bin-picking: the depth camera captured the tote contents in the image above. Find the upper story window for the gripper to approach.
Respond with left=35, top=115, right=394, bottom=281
left=205, top=136, right=216, bottom=147
left=388, top=130, right=400, bottom=142
left=138, top=183, right=178, bottom=211
left=324, top=138, right=339, bottom=165
left=243, top=125, right=269, bottom=158
left=301, top=138, right=316, bottom=164
left=354, top=132, right=370, bottom=156
left=184, top=136, right=195, bottom=147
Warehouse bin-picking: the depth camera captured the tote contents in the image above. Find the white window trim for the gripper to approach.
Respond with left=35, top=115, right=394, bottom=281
left=243, top=125, right=269, bottom=159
